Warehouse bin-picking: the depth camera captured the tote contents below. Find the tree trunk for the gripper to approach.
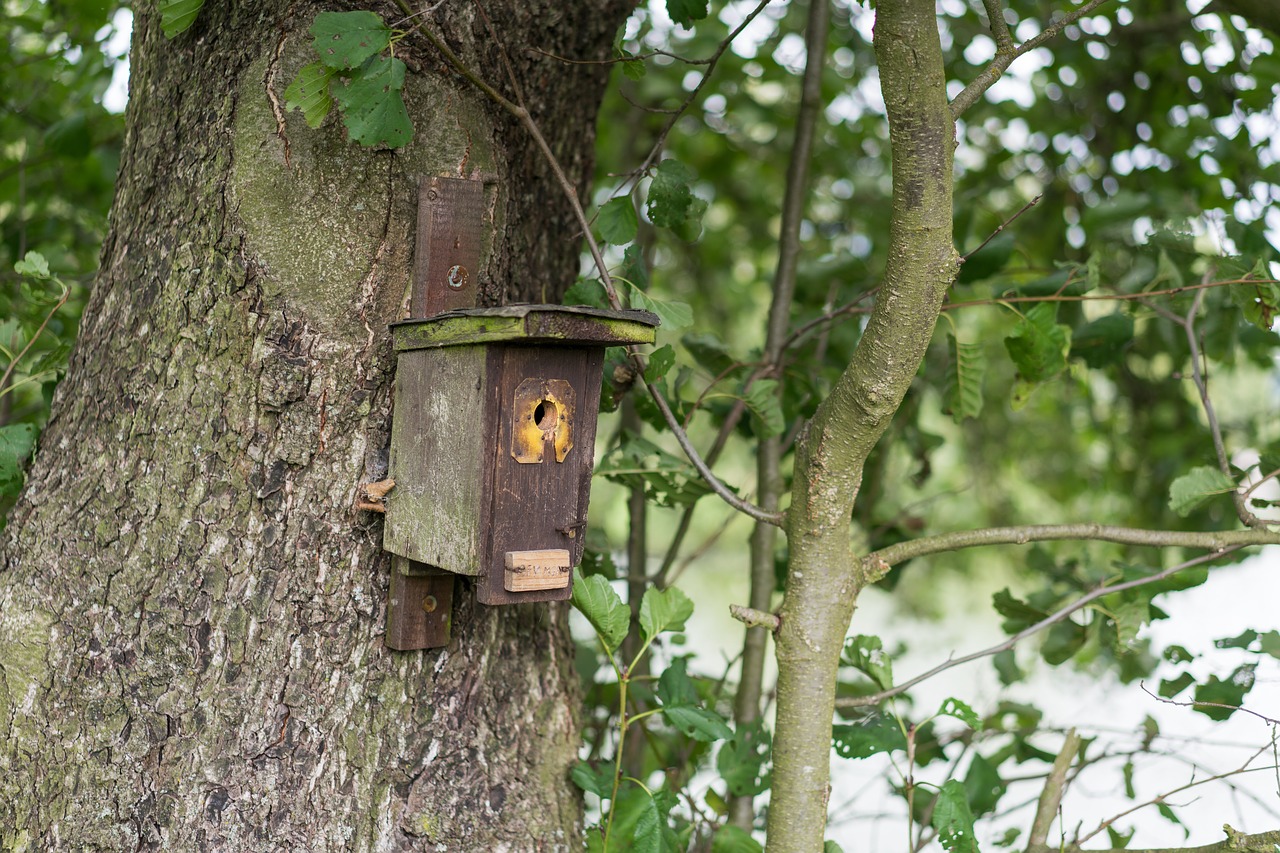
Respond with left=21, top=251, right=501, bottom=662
left=0, top=2, right=626, bottom=849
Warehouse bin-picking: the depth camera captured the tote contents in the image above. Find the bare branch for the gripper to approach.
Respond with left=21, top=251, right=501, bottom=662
left=951, top=0, right=1114, bottom=119
left=981, top=0, right=1016, bottom=53
left=863, top=523, right=1280, bottom=572
left=1140, top=682, right=1280, bottom=726
left=840, top=548, right=1243, bottom=708
left=729, top=604, right=781, bottom=631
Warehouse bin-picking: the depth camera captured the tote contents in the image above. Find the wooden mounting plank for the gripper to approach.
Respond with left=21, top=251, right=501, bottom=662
left=504, top=549, right=572, bottom=592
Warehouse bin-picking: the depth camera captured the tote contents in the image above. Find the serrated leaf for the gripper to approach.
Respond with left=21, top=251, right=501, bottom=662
left=717, top=718, right=771, bottom=796
left=711, top=825, right=762, bottom=853
left=740, top=378, right=784, bottom=438
left=1231, top=279, right=1280, bottom=331
left=596, top=435, right=713, bottom=508
left=646, top=159, right=697, bottom=228
left=992, top=589, right=1048, bottom=633
left=13, top=252, right=49, bottom=279
left=159, top=0, right=204, bottom=38
left=937, top=697, right=982, bottom=731
left=284, top=62, right=336, bottom=128
left=645, top=344, right=675, bottom=384
left=1004, top=303, right=1070, bottom=384
left=832, top=713, right=905, bottom=759
left=0, top=424, right=37, bottom=497
left=1167, top=466, right=1236, bottom=517
left=840, top=635, right=893, bottom=690
left=627, top=284, right=692, bottom=331
left=932, top=779, right=980, bottom=853
left=1071, top=313, right=1134, bottom=368
left=664, top=705, right=733, bottom=742
left=571, top=761, right=614, bottom=799
left=631, top=789, right=664, bottom=853
left=667, top=0, right=710, bottom=27
left=571, top=569, right=629, bottom=652
left=640, top=585, right=694, bottom=641
left=310, top=11, right=392, bottom=69
left=598, top=196, right=638, bottom=245
left=333, top=56, right=413, bottom=148
left=943, top=334, right=985, bottom=421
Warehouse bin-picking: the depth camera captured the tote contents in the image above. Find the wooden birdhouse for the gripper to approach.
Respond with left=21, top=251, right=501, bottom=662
left=374, top=176, right=657, bottom=650
left=383, top=304, right=657, bottom=608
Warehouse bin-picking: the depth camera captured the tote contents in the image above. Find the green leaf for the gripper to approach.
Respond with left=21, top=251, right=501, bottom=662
left=1167, top=466, right=1236, bottom=517
left=840, top=635, right=893, bottom=690
left=682, top=333, right=736, bottom=376
left=931, top=779, right=980, bottom=853
left=957, top=232, right=1016, bottom=284
left=571, top=761, right=614, bottom=799
left=630, top=789, right=664, bottom=853
left=1004, top=303, right=1070, bottom=385
left=645, top=344, right=676, bottom=384
left=711, top=825, right=762, bottom=853
left=563, top=278, right=610, bottom=309
left=332, top=56, right=413, bottom=148
left=1071, top=313, right=1134, bottom=368
left=284, top=62, right=336, bottom=129
left=571, top=569, right=629, bottom=652
left=14, top=252, right=49, bottom=279
left=1108, top=598, right=1149, bottom=649
left=1158, top=671, right=1194, bottom=698
left=1193, top=665, right=1255, bottom=721
left=43, top=113, right=91, bottom=158
left=832, top=713, right=906, bottom=759
left=964, top=753, right=1005, bottom=817
left=663, top=704, right=733, bottom=742
left=646, top=159, right=697, bottom=228
left=1041, top=619, right=1086, bottom=665
left=310, top=11, right=392, bottom=70
left=993, top=649, right=1023, bottom=685
left=1230, top=278, right=1280, bottom=330
left=598, top=196, right=638, bottom=245
left=159, top=0, right=205, bottom=38
left=1156, top=801, right=1187, bottom=836
left=937, top=697, right=982, bottom=731
left=627, top=284, right=693, bottom=331
left=740, top=378, right=784, bottom=438
left=992, top=589, right=1048, bottom=633
left=943, top=334, right=985, bottom=421
left=640, top=585, right=694, bottom=641
left=596, top=435, right=713, bottom=508
left=666, top=0, right=709, bottom=28
left=717, top=718, right=771, bottom=796
left=0, top=424, right=37, bottom=497
left=823, top=844, right=845, bottom=853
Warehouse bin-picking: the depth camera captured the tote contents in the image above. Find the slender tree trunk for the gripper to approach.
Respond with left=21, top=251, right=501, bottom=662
left=766, top=0, right=958, bottom=849
left=0, top=2, right=626, bottom=849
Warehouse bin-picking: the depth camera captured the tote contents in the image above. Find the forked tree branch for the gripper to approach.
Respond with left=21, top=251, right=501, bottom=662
left=951, top=0, right=1114, bottom=118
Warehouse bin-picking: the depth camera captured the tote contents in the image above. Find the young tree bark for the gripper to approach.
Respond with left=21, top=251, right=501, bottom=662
left=0, top=2, right=626, bottom=849
left=766, top=0, right=959, bottom=848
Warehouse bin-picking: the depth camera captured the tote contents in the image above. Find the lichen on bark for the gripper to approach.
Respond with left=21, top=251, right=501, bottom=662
left=0, top=1, right=629, bottom=849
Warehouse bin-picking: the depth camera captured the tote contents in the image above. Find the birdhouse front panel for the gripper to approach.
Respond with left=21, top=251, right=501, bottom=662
left=475, top=344, right=604, bottom=605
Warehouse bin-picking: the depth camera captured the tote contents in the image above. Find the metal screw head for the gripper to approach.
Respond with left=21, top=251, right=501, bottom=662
left=423, top=595, right=438, bottom=613
left=427, top=189, right=439, bottom=201
left=446, top=265, right=469, bottom=290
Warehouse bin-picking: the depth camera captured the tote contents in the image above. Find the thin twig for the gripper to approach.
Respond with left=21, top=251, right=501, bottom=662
left=0, top=281, right=69, bottom=397
left=981, top=0, right=1016, bottom=53
left=1140, top=683, right=1280, bottom=726
left=951, top=0, right=1114, bottom=118
left=527, top=46, right=714, bottom=67
left=840, top=548, right=1242, bottom=708
left=961, top=194, right=1042, bottom=261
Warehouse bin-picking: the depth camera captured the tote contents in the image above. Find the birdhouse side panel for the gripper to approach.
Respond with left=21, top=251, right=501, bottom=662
left=383, top=345, right=490, bottom=575
left=477, top=345, right=604, bottom=604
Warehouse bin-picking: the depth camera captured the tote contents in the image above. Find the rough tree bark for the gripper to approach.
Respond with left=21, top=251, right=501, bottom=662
left=0, top=1, right=627, bottom=849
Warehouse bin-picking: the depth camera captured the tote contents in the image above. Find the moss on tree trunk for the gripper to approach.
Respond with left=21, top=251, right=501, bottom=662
left=0, top=2, right=627, bottom=849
